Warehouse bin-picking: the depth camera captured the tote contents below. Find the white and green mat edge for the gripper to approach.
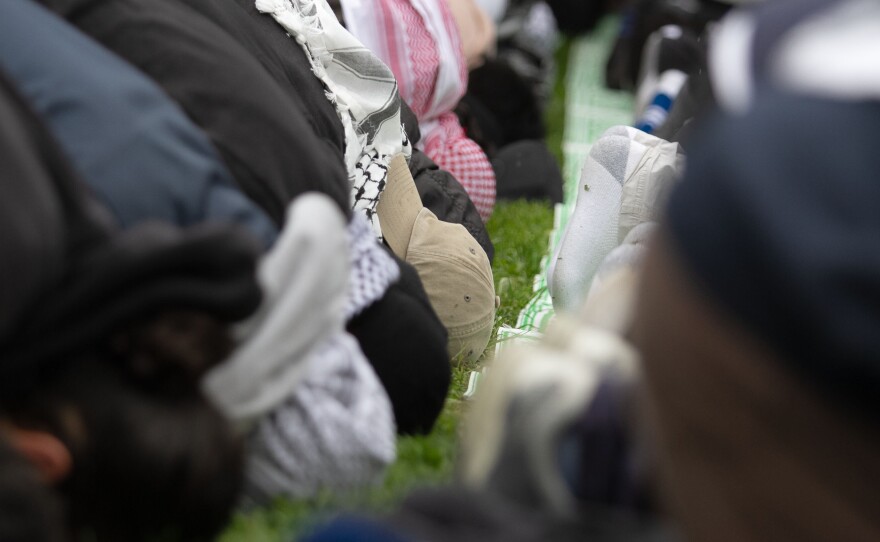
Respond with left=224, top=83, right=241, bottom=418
left=466, top=19, right=634, bottom=399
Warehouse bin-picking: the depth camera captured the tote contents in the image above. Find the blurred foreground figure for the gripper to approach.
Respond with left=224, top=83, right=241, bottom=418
left=0, top=71, right=260, bottom=540
left=637, top=88, right=880, bottom=542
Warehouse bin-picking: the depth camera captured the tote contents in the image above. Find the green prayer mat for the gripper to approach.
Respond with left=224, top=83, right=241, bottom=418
left=466, top=18, right=634, bottom=399
left=517, top=18, right=634, bottom=335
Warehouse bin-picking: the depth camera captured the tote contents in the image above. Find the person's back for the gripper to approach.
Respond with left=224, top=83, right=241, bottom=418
left=182, top=0, right=348, bottom=154
left=0, top=0, right=278, bottom=249
left=37, top=0, right=351, bottom=227
left=635, top=89, right=880, bottom=542
left=183, top=0, right=494, bottom=259
left=39, top=0, right=456, bottom=440
left=0, top=71, right=261, bottom=541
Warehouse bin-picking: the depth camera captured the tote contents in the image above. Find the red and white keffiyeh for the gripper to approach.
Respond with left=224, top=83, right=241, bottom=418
left=342, top=0, right=496, bottom=220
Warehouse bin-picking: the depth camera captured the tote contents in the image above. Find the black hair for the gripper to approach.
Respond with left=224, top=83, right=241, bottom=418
left=459, top=59, right=545, bottom=156
left=2, top=311, right=243, bottom=542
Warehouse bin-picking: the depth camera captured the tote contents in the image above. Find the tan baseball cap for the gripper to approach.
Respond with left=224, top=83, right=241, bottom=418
left=377, top=154, right=497, bottom=363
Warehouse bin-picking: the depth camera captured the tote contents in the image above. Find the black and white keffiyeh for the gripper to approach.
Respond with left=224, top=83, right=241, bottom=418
left=344, top=212, right=400, bottom=320
left=244, top=330, right=396, bottom=502
left=255, top=0, right=411, bottom=236
left=203, top=193, right=350, bottom=425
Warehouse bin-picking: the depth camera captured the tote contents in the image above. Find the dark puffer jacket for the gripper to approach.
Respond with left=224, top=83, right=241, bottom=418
left=0, top=0, right=278, bottom=249
left=37, top=0, right=352, bottom=227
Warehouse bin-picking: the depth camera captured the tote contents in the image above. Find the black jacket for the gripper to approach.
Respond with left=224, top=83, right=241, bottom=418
left=182, top=0, right=494, bottom=261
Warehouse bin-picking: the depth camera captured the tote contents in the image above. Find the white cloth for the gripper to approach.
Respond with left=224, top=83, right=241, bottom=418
left=255, top=0, right=411, bottom=236
left=549, top=127, right=683, bottom=313
left=203, top=193, right=349, bottom=427
left=205, top=193, right=397, bottom=502
left=582, top=221, right=657, bottom=335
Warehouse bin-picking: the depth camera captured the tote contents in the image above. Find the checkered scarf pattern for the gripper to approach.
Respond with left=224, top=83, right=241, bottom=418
left=423, top=113, right=496, bottom=220
left=342, top=0, right=496, bottom=220
left=344, top=212, right=400, bottom=320
left=244, top=331, right=396, bottom=501
left=256, top=0, right=411, bottom=236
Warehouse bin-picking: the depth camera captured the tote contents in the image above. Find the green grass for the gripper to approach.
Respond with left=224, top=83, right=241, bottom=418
left=546, top=38, right=572, bottom=166
left=220, top=39, right=567, bottom=542
left=489, top=201, right=556, bottom=330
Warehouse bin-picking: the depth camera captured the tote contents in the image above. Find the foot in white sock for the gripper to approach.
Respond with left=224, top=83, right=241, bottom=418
left=549, top=127, right=684, bottom=313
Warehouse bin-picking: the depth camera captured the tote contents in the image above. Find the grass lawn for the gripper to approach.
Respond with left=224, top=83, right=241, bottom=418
left=220, top=39, right=570, bottom=542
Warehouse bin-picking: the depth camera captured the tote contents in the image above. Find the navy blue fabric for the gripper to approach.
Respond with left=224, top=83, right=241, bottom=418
left=0, top=0, right=277, bottom=249
left=666, top=89, right=880, bottom=415
left=302, top=517, right=412, bottom=542
left=570, top=378, right=649, bottom=512
left=38, top=0, right=352, bottom=227
left=302, top=489, right=676, bottom=542
left=0, top=72, right=262, bottom=396
left=387, top=488, right=674, bottom=542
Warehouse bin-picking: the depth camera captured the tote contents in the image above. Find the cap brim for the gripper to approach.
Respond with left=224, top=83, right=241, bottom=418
left=376, top=154, right=422, bottom=259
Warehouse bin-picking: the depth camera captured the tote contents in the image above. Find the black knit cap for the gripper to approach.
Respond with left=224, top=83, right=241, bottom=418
left=665, top=89, right=880, bottom=414
left=0, top=74, right=262, bottom=394
left=347, top=247, right=451, bottom=435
